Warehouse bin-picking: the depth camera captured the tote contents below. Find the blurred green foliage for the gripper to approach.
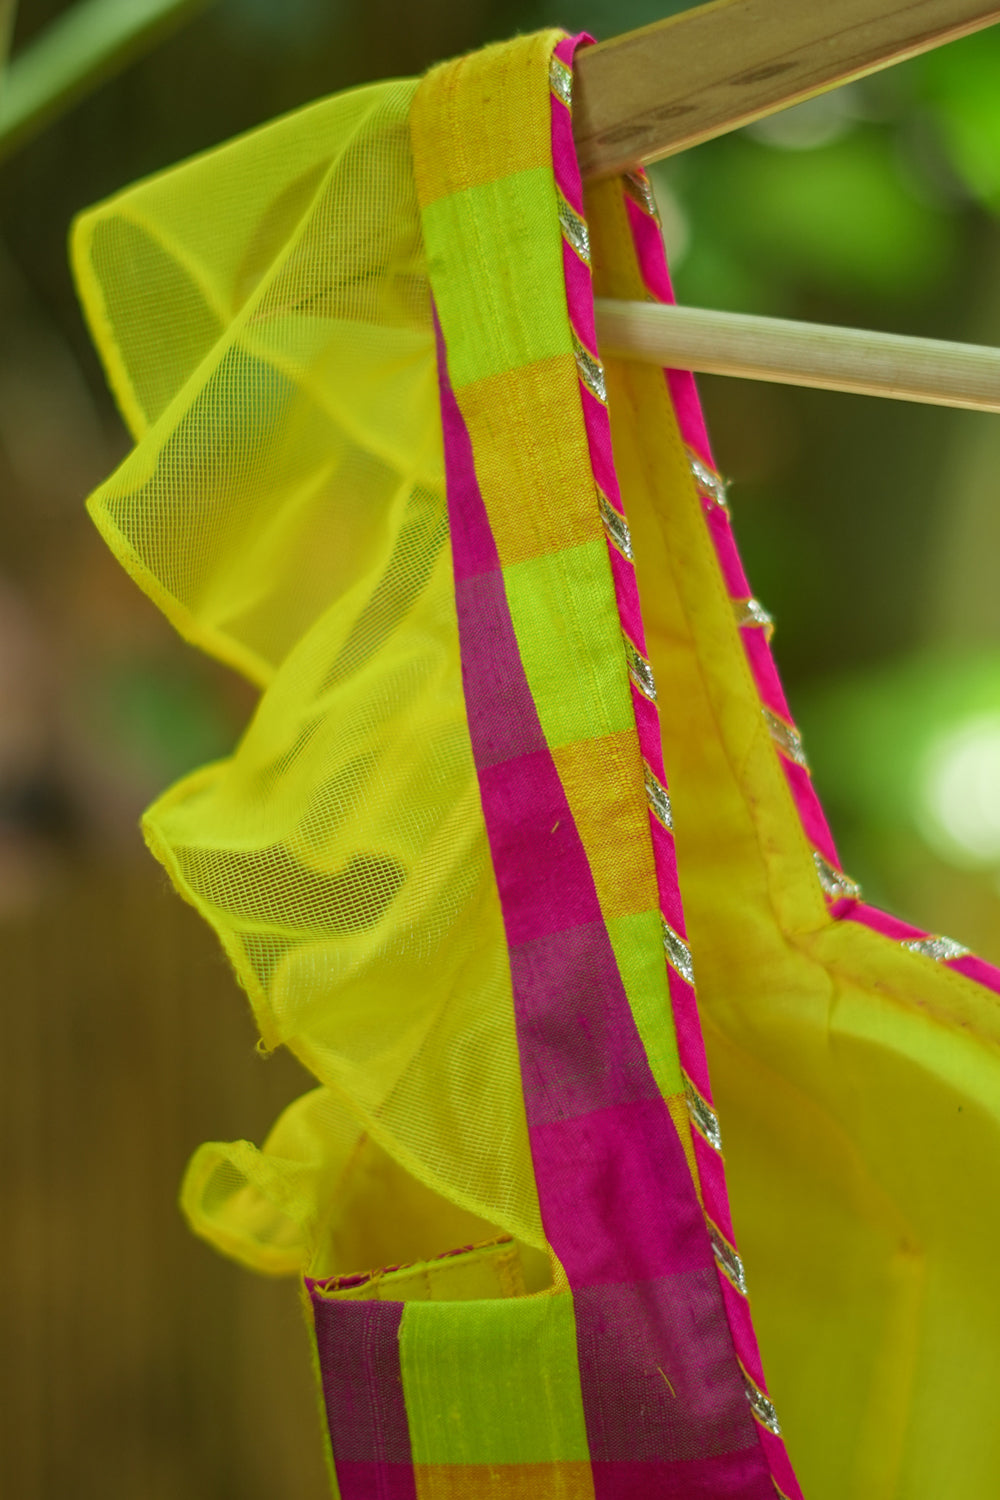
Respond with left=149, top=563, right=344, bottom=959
left=0, top=0, right=212, bottom=158
left=918, top=25, right=1000, bottom=210
left=0, top=1, right=18, bottom=71
left=85, top=655, right=239, bottom=782
left=661, top=133, right=954, bottom=311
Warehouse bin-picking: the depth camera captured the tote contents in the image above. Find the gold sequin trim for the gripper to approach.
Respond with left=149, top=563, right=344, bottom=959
left=598, top=491, right=632, bottom=560
left=764, top=708, right=809, bottom=769
left=623, top=171, right=659, bottom=219
left=903, top=934, right=970, bottom=962
left=684, top=1074, right=721, bottom=1152
left=573, top=330, right=607, bottom=404
left=549, top=54, right=574, bottom=110
left=814, top=851, right=861, bottom=902
left=662, top=918, right=695, bottom=986
left=742, top=1368, right=782, bottom=1436
left=557, top=191, right=590, bottom=265
left=624, top=637, right=656, bottom=701
left=643, top=759, right=673, bottom=832
left=733, top=597, right=774, bottom=637
left=708, top=1220, right=748, bottom=1296
left=687, top=447, right=728, bottom=508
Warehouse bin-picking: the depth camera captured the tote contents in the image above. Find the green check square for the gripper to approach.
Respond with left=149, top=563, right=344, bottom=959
left=423, top=169, right=571, bottom=388
left=504, top=540, right=635, bottom=750
left=400, top=1290, right=590, bottom=1464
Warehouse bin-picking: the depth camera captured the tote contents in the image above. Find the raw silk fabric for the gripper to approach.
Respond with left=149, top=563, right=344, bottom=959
left=72, top=28, right=1000, bottom=1500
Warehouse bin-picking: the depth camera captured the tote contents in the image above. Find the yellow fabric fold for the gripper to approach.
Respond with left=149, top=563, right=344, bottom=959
left=72, top=73, right=545, bottom=1278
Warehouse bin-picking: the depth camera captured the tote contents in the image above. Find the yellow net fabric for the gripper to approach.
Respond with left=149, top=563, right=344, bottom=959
left=72, top=80, right=544, bottom=1276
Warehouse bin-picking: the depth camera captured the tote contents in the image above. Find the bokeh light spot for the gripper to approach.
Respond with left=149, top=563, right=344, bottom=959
left=919, top=713, right=1000, bottom=867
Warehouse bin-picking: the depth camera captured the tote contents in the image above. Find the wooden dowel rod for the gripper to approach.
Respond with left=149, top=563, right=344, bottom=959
left=573, top=0, right=1000, bottom=179
left=593, top=299, right=1000, bottom=412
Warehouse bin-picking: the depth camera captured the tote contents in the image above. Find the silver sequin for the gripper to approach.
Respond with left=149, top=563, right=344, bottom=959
left=549, top=54, right=574, bottom=110
left=573, top=330, right=607, bottom=404
left=643, top=759, right=673, bottom=832
left=743, top=1372, right=782, bottom=1436
left=684, top=1074, right=721, bottom=1152
left=662, top=918, right=695, bottom=986
left=903, top=934, right=970, bottom=962
left=764, top=708, right=809, bottom=769
left=624, top=637, right=657, bottom=702
left=813, top=851, right=861, bottom=902
left=733, top=597, right=773, bottom=632
left=557, top=192, right=590, bottom=265
left=623, top=171, right=659, bottom=218
left=687, top=448, right=728, bottom=508
left=598, top=490, right=633, bottom=560
left=709, top=1222, right=748, bottom=1296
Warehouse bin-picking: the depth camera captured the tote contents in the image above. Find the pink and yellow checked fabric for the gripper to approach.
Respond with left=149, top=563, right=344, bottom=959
left=309, top=30, right=800, bottom=1500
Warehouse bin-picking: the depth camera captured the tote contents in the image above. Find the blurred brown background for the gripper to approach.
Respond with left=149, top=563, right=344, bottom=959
left=2, top=1, right=1000, bottom=1494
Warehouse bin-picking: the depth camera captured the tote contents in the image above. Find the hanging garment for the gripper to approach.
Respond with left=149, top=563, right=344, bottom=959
left=72, top=28, right=1000, bottom=1500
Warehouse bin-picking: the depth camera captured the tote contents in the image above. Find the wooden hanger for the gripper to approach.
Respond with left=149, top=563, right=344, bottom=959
left=576, top=0, right=1000, bottom=412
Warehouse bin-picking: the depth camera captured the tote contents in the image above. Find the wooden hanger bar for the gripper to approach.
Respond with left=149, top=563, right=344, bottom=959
left=573, top=0, right=1000, bottom=179
left=594, top=300, right=1000, bottom=412
left=577, top=1, right=1000, bottom=413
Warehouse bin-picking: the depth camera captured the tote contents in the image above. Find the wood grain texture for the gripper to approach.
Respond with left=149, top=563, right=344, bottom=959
left=595, top=300, right=1000, bottom=411
left=573, top=0, right=1000, bottom=178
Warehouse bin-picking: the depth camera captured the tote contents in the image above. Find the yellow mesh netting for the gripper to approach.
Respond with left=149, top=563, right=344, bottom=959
left=72, top=79, right=543, bottom=1276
